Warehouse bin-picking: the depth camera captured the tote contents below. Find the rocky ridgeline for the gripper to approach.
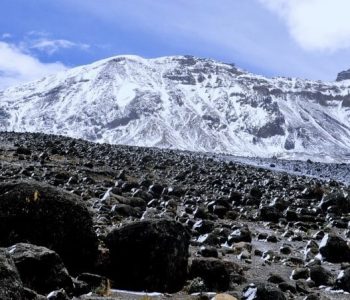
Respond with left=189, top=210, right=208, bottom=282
left=336, top=69, right=350, bottom=82
left=0, top=132, right=350, bottom=300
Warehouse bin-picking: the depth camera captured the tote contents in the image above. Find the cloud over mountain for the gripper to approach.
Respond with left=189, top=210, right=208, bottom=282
left=260, top=0, right=350, bottom=51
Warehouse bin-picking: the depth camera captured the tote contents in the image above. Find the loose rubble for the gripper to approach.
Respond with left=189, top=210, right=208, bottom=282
left=0, top=132, right=349, bottom=299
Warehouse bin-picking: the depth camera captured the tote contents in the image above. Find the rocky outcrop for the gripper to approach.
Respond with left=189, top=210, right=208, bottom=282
left=336, top=69, right=350, bottom=81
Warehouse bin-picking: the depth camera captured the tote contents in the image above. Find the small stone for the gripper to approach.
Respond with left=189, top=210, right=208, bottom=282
left=278, top=282, right=296, bottom=294
left=280, top=246, right=292, bottom=255
left=186, top=277, right=207, bottom=294
left=267, top=235, right=278, bottom=243
left=268, top=274, right=286, bottom=284
left=199, top=246, right=219, bottom=258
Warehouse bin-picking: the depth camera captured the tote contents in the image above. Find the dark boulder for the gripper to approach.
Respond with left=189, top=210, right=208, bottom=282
left=319, top=192, right=350, bottom=213
left=336, top=267, right=350, bottom=292
left=250, top=186, right=263, bottom=199
left=227, top=226, right=252, bottom=244
left=8, top=243, right=73, bottom=295
left=110, top=203, right=143, bottom=218
left=243, top=283, right=286, bottom=300
left=76, top=273, right=110, bottom=295
left=199, top=246, right=219, bottom=258
left=309, top=265, right=334, bottom=287
left=193, top=220, right=215, bottom=234
left=259, top=206, right=280, bottom=222
left=23, top=288, right=46, bottom=300
left=267, top=274, right=286, bottom=284
left=190, top=258, right=241, bottom=292
left=319, top=234, right=350, bottom=263
left=295, top=279, right=313, bottom=294
left=0, top=180, right=98, bottom=273
left=148, top=184, right=164, bottom=197
left=46, top=289, right=70, bottom=300
left=105, top=219, right=190, bottom=292
left=0, top=248, right=24, bottom=300
left=292, top=268, right=310, bottom=280
left=16, top=146, right=31, bottom=156
left=304, top=294, right=325, bottom=300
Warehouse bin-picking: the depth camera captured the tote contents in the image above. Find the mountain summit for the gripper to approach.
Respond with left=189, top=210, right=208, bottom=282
left=1, top=55, right=350, bottom=162
left=336, top=69, right=350, bottom=82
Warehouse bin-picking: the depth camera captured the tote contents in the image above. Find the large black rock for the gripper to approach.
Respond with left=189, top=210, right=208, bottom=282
left=0, top=180, right=98, bottom=273
left=0, top=248, right=24, bottom=300
left=243, top=283, right=286, bottom=300
left=189, top=258, right=231, bottom=292
left=309, top=265, right=334, bottom=287
left=8, top=243, right=73, bottom=294
left=259, top=206, right=281, bottom=222
left=105, top=219, right=190, bottom=292
left=319, top=192, right=350, bottom=213
left=336, top=267, right=350, bottom=292
left=319, top=234, right=350, bottom=263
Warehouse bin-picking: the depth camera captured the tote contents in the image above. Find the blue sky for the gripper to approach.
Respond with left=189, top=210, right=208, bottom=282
left=1, top=0, right=350, bottom=88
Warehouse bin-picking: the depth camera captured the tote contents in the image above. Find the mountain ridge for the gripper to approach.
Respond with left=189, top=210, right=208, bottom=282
left=1, top=54, right=350, bottom=162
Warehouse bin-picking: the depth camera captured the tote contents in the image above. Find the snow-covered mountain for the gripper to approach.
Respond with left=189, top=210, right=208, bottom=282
left=1, top=55, right=350, bottom=162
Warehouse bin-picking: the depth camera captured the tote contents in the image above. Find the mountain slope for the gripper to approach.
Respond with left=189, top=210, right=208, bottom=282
left=1, top=55, right=350, bottom=162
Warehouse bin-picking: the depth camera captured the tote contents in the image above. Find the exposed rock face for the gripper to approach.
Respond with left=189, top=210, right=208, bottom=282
left=0, top=248, right=24, bottom=300
left=1, top=55, right=350, bottom=162
left=8, top=243, right=73, bottom=294
left=336, top=69, right=350, bottom=81
left=0, top=180, right=98, bottom=273
left=105, top=219, right=190, bottom=292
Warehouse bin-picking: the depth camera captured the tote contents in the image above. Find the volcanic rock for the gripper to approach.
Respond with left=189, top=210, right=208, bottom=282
left=8, top=243, right=73, bottom=294
left=0, top=180, right=98, bottom=273
left=319, top=234, right=350, bottom=263
left=105, top=219, right=190, bottom=292
left=0, top=248, right=24, bottom=300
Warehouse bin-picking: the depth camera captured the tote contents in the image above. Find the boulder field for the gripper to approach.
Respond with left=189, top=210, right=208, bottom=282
left=0, top=132, right=350, bottom=299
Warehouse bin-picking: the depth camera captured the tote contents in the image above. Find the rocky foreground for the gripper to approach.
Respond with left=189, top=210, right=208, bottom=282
left=0, top=132, right=350, bottom=300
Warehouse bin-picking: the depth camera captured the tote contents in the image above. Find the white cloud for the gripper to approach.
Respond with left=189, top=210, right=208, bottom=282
left=0, top=42, right=67, bottom=90
left=18, top=31, right=91, bottom=55
left=259, top=0, right=350, bottom=52
left=29, top=38, right=90, bottom=55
